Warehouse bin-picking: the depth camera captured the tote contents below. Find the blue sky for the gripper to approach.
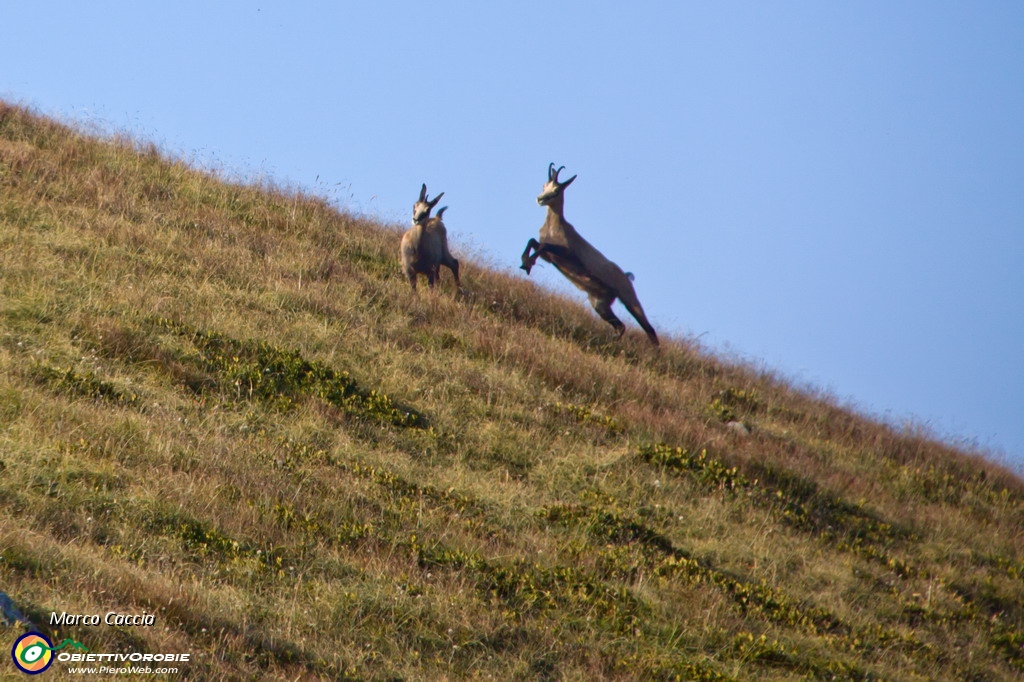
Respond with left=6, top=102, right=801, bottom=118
left=3, top=2, right=1023, bottom=467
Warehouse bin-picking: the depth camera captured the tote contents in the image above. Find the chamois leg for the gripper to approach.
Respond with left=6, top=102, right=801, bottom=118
left=521, top=241, right=579, bottom=275
left=442, top=254, right=461, bottom=287
left=590, top=295, right=626, bottom=336
left=622, top=299, right=659, bottom=346
left=520, top=239, right=541, bottom=273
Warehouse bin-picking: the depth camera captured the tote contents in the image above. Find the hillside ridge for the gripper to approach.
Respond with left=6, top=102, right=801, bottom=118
left=1, top=102, right=1022, bottom=680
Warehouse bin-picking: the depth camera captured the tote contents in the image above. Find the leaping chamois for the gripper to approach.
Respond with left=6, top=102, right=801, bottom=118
left=400, top=184, right=460, bottom=291
left=520, top=163, right=658, bottom=345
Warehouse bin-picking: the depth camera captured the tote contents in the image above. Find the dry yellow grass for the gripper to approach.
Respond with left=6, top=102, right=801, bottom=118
left=1, top=101, right=1022, bottom=680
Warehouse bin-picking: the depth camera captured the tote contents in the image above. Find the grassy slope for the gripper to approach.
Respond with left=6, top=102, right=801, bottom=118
left=1, top=102, right=1022, bottom=681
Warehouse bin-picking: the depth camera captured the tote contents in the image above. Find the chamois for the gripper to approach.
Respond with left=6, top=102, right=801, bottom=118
left=520, top=163, right=659, bottom=345
left=427, top=205, right=460, bottom=287
left=400, top=184, right=460, bottom=290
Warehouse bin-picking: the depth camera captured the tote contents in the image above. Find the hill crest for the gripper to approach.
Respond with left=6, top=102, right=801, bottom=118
left=1, top=102, right=1022, bottom=680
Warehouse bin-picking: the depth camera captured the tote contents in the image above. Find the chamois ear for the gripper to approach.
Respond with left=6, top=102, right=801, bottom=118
left=428, top=191, right=445, bottom=208
left=419, top=184, right=427, bottom=202
left=560, top=174, right=577, bottom=189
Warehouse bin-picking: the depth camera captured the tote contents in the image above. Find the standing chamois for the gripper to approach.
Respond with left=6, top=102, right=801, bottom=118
left=400, top=184, right=460, bottom=291
left=521, top=163, right=658, bottom=345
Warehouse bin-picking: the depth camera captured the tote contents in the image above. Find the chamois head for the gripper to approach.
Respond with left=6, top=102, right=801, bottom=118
left=536, top=163, right=577, bottom=207
left=413, top=183, right=444, bottom=225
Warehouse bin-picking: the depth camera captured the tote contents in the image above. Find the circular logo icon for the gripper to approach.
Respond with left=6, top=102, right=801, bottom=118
left=11, top=632, right=54, bottom=675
